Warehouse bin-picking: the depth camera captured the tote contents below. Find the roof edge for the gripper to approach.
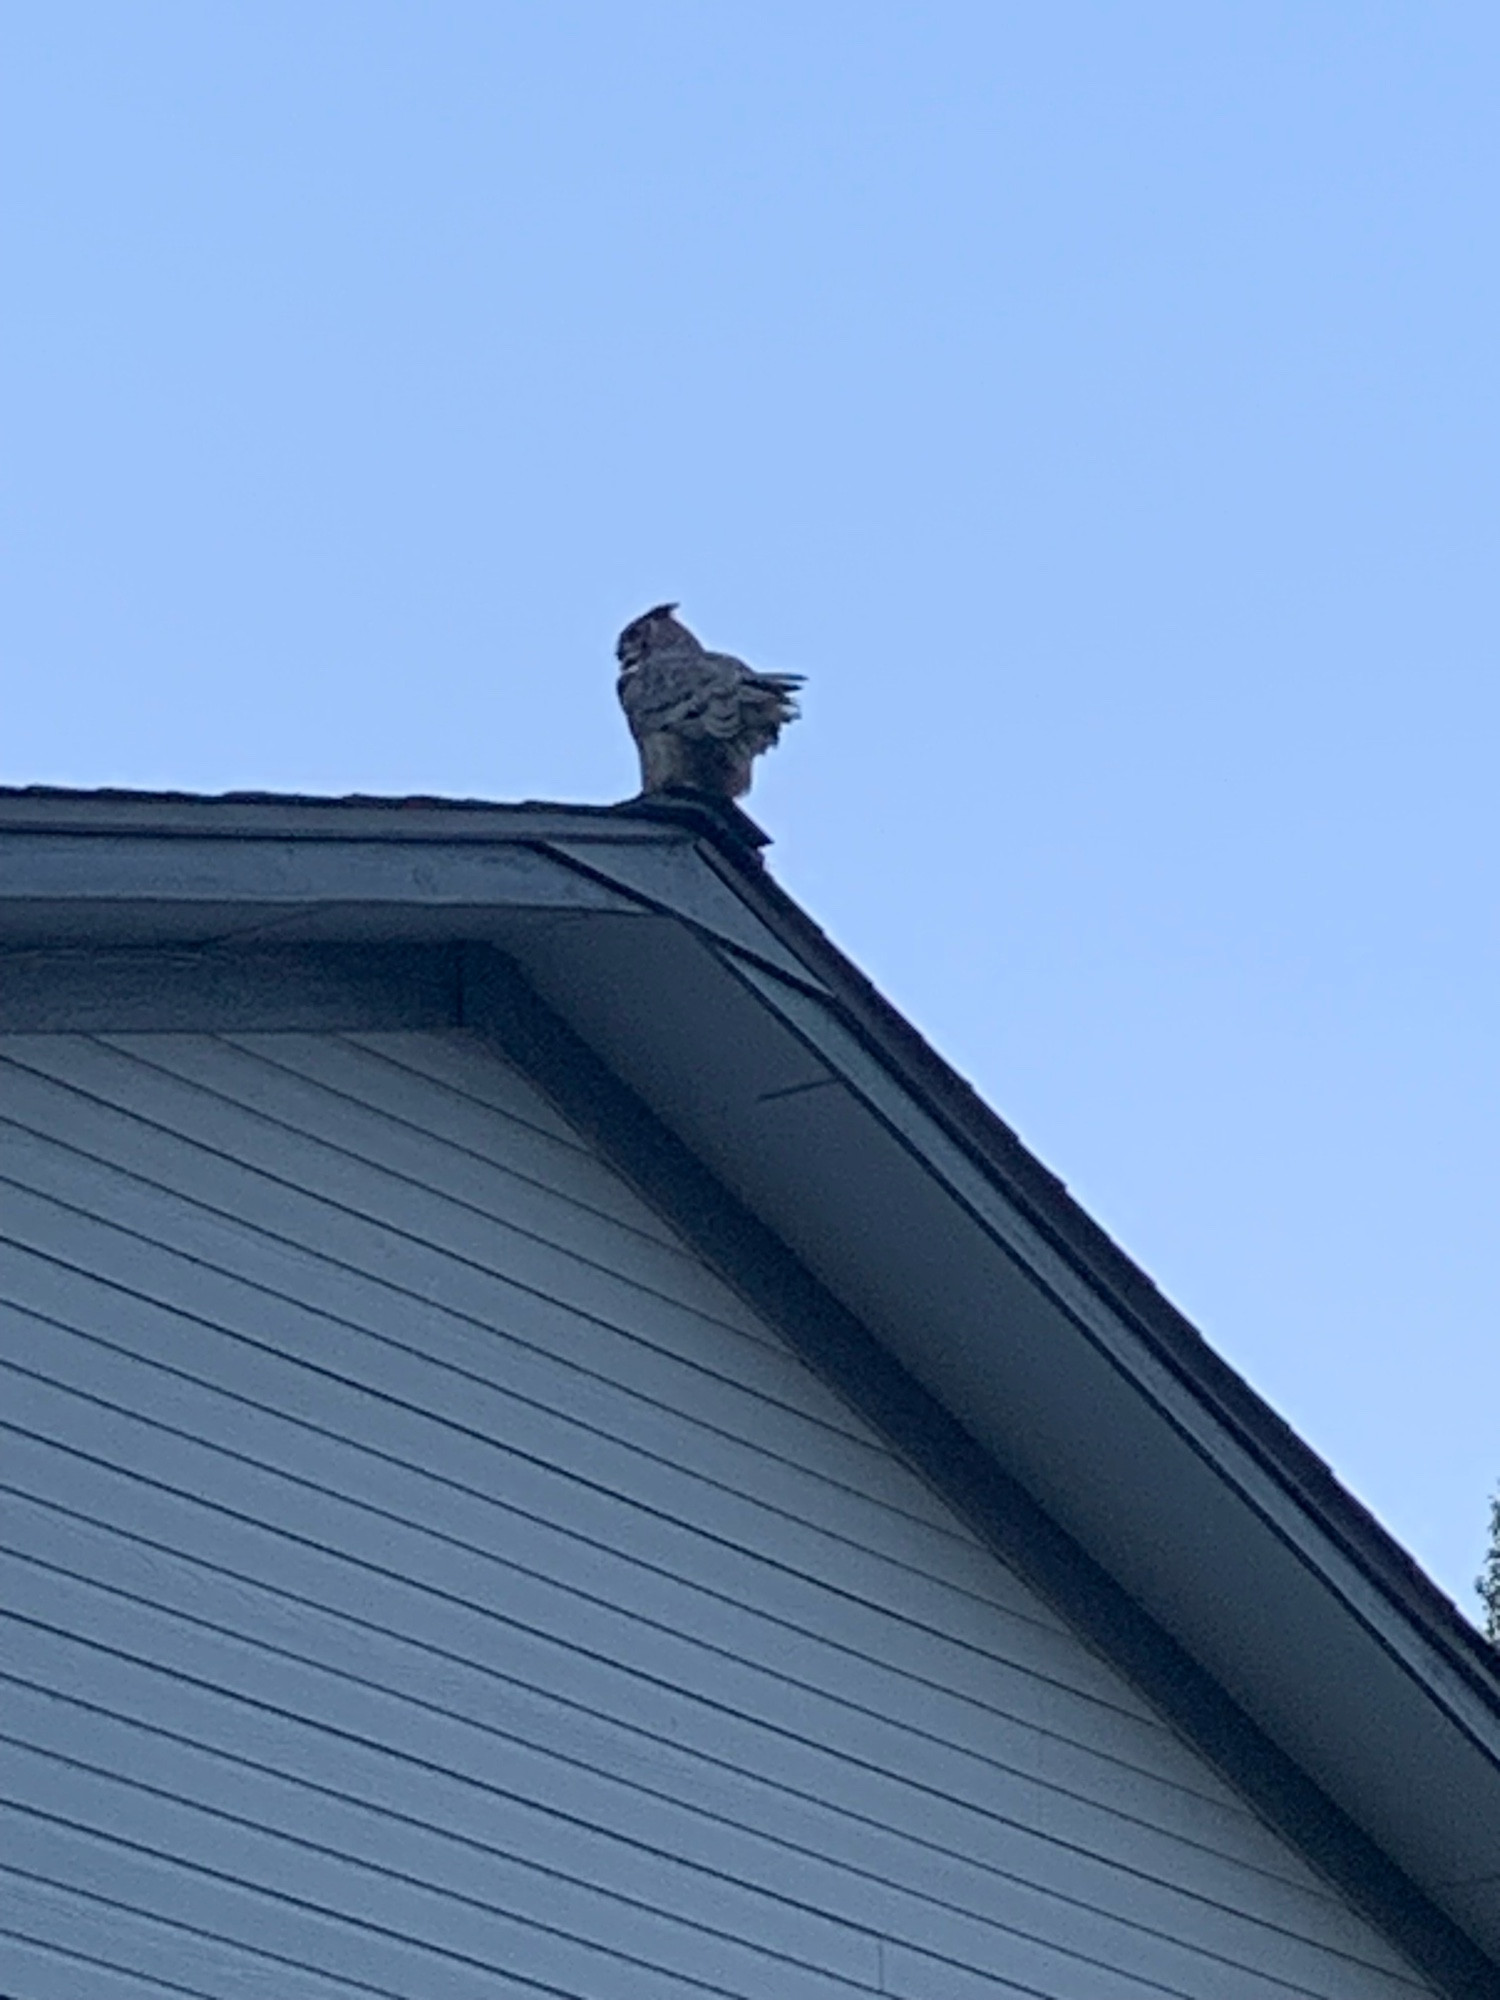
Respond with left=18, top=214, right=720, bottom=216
left=654, top=808, right=1500, bottom=1726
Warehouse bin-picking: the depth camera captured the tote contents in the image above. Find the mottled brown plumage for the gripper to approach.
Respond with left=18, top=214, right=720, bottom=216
left=616, top=604, right=803, bottom=801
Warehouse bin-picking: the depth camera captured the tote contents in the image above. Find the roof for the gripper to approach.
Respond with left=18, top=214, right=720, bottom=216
left=3, top=782, right=1498, bottom=1995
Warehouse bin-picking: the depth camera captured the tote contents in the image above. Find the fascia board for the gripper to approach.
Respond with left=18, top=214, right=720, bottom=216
left=700, top=845, right=1500, bottom=1694
left=714, top=952, right=1500, bottom=1954
left=540, top=837, right=833, bottom=990
left=0, top=792, right=669, bottom=844
left=730, top=958, right=1500, bottom=1744
left=0, top=831, right=639, bottom=935
left=0, top=810, right=834, bottom=984
left=471, top=936, right=1499, bottom=1998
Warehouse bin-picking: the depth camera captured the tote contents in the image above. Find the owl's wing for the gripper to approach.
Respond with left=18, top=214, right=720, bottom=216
left=621, top=649, right=804, bottom=756
left=710, top=655, right=805, bottom=746
left=621, top=654, right=752, bottom=741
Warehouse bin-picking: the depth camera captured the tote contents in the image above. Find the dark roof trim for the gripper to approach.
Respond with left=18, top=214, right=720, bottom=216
left=670, top=804, right=1500, bottom=1723
left=0, top=785, right=676, bottom=845
left=462, top=940, right=1498, bottom=2000
left=0, top=785, right=773, bottom=863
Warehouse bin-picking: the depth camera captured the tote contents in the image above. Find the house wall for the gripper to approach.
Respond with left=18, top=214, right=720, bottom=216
left=0, top=1026, right=1440, bottom=2000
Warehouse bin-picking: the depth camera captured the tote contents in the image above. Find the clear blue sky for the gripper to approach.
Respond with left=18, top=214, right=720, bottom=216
left=5, top=4, right=1497, bottom=1613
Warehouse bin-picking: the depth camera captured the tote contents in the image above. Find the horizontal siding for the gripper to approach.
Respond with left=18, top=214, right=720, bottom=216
left=2, top=1871, right=385, bottom=2000
left=0, top=1028, right=1437, bottom=2000
left=0, top=1291, right=1117, bottom=1728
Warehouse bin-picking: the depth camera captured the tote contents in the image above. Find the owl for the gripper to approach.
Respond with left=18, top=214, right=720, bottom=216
left=616, top=604, right=803, bottom=801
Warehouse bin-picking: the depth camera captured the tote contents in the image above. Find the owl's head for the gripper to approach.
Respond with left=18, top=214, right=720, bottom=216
left=616, top=602, right=697, bottom=669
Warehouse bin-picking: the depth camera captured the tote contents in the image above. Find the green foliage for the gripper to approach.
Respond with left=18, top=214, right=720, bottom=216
left=1478, top=1489, right=1500, bottom=1644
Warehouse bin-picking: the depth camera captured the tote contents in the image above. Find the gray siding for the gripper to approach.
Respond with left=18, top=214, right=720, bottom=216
left=0, top=1028, right=1437, bottom=2000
